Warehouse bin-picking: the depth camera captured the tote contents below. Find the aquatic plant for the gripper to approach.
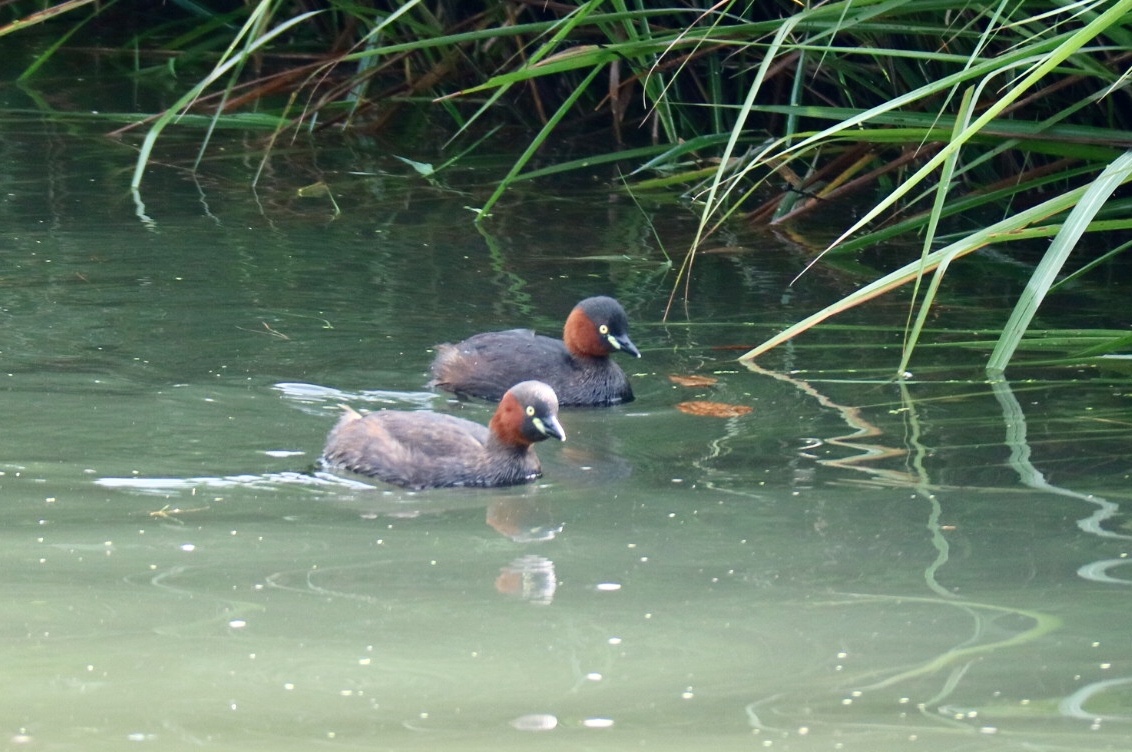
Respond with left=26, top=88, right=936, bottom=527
left=5, top=0, right=1130, bottom=372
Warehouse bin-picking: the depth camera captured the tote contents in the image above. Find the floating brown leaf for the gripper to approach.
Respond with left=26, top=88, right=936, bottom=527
left=676, top=401, right=753, bottom=418
left=669, top=374, right=718, bottom=387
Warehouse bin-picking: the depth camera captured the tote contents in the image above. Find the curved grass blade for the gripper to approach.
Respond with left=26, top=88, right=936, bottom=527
left=986, top=150, right=1132, bottom=375
left=808, top=0, right=1132, bottom=265
left=130, top=3, right=322, bottom=191
left=666, top=10, right=802, bottom=318
left=473, top=63, right=604, bottom=221
left=443, top=0, right=609, bottom=146
left=737, top=184, right=1093, bottom=369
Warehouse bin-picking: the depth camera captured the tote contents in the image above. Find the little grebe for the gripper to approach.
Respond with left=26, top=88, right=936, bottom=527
left=430, top=296, right=641, bottom=407
left=320, top=380, right=565, bottom=489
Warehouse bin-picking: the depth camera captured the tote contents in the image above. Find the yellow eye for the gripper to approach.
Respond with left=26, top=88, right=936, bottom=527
left=599, top=324, right=610, bottom=335
left=526, top=405, right=536, bottom=416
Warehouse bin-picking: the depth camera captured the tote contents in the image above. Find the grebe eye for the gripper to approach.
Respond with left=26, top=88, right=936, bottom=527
left=599, top=324, right=610, bottom=335
left=526, top=405, right=536, bottom=417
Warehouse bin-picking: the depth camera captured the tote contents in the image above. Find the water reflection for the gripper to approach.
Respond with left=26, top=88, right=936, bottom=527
left=486, top=498, right=563, bottom=542
left=707, top=362, right=1132, bottom=737
left=991, top=377, right=1132, bottom=566
left=989, top=377, right=1132, bottom=723
left=97, top=470, right=567, bottom=596
left=494, top=554, right=557, bottom=605
left=274, top=381, right=438, bottom=414
left=1060, top=676, right=1132, bottom=723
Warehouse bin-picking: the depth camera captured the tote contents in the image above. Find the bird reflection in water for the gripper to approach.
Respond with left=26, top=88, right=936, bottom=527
left=495, top=554, right=557, bottom=606
left=486, top=497, right=562, bottom=542
left=487, top=498, right=560, bottom=604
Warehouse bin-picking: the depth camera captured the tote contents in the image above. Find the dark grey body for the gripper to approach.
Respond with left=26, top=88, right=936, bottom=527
left=431, top=329, right=634, bottom=406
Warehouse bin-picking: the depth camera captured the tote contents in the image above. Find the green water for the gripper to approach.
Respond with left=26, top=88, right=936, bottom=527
left=2, top=112, right=1132, bottom=751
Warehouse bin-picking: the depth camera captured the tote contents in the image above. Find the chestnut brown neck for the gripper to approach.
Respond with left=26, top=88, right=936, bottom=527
left=562, top=307, right=608, bottom=358
left=488, top=391, right=532, bottom=447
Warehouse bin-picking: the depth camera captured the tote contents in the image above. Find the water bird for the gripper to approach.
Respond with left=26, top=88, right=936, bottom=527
left=320, top=380, right=565, bottom=489
left=430, top=296, right=641, bottom=407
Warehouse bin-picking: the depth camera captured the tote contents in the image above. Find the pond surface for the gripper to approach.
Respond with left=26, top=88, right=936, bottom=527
left=2, top=103, right=1132, bottom=751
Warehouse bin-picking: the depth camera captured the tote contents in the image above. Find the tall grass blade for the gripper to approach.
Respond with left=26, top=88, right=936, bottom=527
left=474, top=63, right=605, bottom=221
left=738, top=184, right=1092, bottom=369
left=811, top=0, right=1132, bottom=262
left=130, top=4, right=321, bottom=191
left=444, top=0, right=607, bottom=145
left=897, top=87, right=977, bottom=376
left=986, top=150, right=1132, bottom=375
left=667, top=11, right=801, bottom=317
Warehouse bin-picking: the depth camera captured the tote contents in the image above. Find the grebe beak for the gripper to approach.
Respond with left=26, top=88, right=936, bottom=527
left=534, top=415, right=566, bottom=442
left=608, top=332, right=641, bottom=358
